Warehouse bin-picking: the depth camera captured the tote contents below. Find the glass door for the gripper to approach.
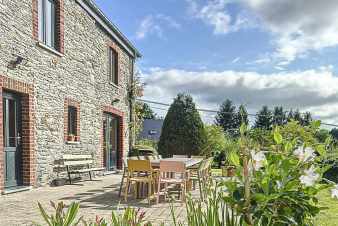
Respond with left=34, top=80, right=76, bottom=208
left=103, top=113, right=119, bottom=171
left=3, top=92, right=22, bottom=188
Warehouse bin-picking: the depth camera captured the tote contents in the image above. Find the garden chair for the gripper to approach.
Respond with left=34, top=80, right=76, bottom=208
left=189, top=159, right=207, bottom=200
left=173, top=155, right=188, bottom=158
left=156, top=160, right=190, bottom=204
left=118, top=158, right=128, bottom=197
left=146, top=155, right=155, bottom=160
left=124, top=160, right=157, bottom=205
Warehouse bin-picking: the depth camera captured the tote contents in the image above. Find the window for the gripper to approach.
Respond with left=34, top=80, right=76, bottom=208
left=68, top=106, right=77, bottom=137
left=109, top=48, right=118, bottom=85
left=38, top=0, right=56, bottom=48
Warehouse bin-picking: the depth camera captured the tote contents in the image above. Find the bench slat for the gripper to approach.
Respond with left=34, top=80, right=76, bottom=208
left=69, top=167, right=105, bottom=174
left=64, top=160, right=93, bottom=166
left=62, top=154, right=92, bottom=160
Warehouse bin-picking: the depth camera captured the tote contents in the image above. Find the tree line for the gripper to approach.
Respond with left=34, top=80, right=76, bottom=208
left=215, top=99, right=313, bottom=136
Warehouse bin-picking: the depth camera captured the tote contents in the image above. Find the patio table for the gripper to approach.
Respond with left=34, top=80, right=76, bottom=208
left=135, top=158, right=203, bottom=199
left=150, top=157, right=202, bottom=168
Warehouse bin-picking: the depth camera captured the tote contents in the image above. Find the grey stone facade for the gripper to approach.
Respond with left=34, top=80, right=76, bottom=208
left=0, top=0, right=139, bottom=186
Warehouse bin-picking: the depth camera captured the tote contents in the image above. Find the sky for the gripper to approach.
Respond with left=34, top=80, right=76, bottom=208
left=94, top=0, right=338, bottom=126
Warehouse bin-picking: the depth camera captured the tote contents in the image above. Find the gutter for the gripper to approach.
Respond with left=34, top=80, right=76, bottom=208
left=76, top=0, right=142, bottom=59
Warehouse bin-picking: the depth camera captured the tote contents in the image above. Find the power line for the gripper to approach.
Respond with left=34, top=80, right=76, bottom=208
left=137, top=98, right=338, bottom=128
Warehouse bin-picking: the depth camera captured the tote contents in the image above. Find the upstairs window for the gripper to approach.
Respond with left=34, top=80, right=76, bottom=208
left=38, top=0, right=56, bottom=48
left=109, top=48, right=119, bottom=85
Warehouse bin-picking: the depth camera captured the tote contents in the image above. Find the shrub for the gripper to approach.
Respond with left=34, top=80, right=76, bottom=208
left=36, top=202, right=155, bottom=226
left=158, top=93, right=206, bottom=157
left=171, top=188, right=243, bottom=226
left=220, top=121, right=333, bottom=226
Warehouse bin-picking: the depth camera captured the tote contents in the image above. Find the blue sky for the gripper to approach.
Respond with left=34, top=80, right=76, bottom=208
left=95, top=0, right=338, bottom=125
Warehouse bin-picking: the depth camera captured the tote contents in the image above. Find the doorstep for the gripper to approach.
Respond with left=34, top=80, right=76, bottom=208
left=2, top=186, right=32, bottom=195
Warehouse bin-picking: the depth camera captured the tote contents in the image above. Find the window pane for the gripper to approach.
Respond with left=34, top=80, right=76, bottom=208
left=38, top=0, right=44, bottom=41
left=45, top=0, right=55, bottom=47
left=68, top=106, right=77, bottom=136
left=110, top=49, right=118, bottom=84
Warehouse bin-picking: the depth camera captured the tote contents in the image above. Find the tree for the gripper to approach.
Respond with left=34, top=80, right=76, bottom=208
left=141, top=103, right=156, bottom=119
left=272, top=106, right=286, bottom=126
left=293, top=109, right=302, bottom=124
left=286, top=109, right=312, bottom=126
left=287, top=109, right=294, bottom=122
left=201, top=125, right=226, bottom=157
left=316, top=129, right=330, bottom=143
left=215, top=99, right=237, bottom=136
left=237, top=104, right=249, bottom=126
left=158, top=93, right=206, bottom=157
left=302, top=112, right=312, bottom=126
left=330, top=128, right=338, bottom=140
left=254, top=106, right=273, bottom=130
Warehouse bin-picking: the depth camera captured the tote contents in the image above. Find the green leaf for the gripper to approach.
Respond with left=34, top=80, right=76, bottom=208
left=316, top=144, right=326, bottom=156
left=37, top=202, right=52, bottom=226
left=273, top=128, right=283, bottom=144
left=311, top=120, right=321, bottom=128
left=228, top=151, right=240, bottom=166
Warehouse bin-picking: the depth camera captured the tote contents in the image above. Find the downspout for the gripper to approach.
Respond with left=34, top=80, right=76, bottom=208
left=129, top=51, right=136, bottom=153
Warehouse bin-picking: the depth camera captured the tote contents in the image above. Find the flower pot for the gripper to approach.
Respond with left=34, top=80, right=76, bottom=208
left=227, top=166, right=236, bottom=177
left=52, top=178, right=66, bottom=187
left=68, top=135, right=75, bottom=142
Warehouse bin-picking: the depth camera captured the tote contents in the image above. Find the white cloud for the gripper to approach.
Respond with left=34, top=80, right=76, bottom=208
left=186, top=0, right=256, bottom=34
left=142, top=66, right=338, bottom=125
left=244, top=0, right=338, bottom=64
left=136, top=14, right=181, bottom=40
left=186, top=0, right=338, bottom=64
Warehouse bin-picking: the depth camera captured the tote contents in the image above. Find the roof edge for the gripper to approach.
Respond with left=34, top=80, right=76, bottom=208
left=76, top=0, right=142, bottom=58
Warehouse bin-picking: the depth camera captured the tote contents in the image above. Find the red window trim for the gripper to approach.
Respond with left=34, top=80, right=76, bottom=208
left=64, top=98, right=80, bottom=142
left=108, top=43, right=120, bottom=86
left=32, top=0, right=64, bottom=54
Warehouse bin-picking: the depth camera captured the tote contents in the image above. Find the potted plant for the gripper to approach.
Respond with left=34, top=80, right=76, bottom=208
left=68, top=134, right=75, bottom=142
left=223, top=136, right=240, bottom=177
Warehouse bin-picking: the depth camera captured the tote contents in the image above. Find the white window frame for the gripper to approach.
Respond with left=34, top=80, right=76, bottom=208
left=38, top=0, right=56, bottom=49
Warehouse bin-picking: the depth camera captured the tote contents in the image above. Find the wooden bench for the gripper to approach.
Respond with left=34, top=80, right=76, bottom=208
left=61, top=154, right=105, bottom=184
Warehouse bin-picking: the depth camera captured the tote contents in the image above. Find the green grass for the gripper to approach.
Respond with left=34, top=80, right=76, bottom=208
left=315, top=189, right=338, bottom=226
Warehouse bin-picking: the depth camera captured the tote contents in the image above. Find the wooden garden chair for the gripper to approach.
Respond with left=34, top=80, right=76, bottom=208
left=124, top=159, right=157, bottom=205
left=156, top=160, right=190, bottom=204
left=118, top=158, right=128, bottom=197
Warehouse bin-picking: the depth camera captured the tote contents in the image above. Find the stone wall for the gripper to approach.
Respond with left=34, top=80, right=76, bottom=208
left=0, top=0, right=133, bottom=188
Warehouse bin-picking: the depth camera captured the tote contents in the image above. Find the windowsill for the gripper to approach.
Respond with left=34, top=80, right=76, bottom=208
left=109, top=82, right=120, bottom=89
left=37, top=42, right=64, bottom=57
left=66, top=141, right=80, bottom=145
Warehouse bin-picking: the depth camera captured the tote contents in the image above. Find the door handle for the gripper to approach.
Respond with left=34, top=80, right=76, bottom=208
left=16, top=133, right=21, bottom=146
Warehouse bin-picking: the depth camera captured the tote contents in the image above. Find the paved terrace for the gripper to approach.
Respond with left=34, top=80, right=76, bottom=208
left=0, top=174, right=190, bottom=226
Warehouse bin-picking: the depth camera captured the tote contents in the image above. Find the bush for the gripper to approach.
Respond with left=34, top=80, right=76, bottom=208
left=36, top=202, right=155, bottom=226
left=158, top=93, right=206, bottom=157
left=129, top=144, right=158, bottom=157
left=220, top=121, right=333, bottom=225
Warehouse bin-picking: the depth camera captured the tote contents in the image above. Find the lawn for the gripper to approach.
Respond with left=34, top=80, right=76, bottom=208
left=315, top=189, right=338, bottom=226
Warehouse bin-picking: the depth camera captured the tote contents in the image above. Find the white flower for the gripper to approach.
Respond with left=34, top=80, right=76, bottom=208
left=276, top=181, right=282, bottom=189
left=251, top=150, right=266, bottom=171
left=331, top=185, right=338, bottom=199
left=300, top=166, right=320, bottom=187
left=293, top=146, right=316, bottom=162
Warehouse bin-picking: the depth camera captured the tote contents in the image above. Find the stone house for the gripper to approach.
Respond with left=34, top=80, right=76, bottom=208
left=0, top=0, right=141, bottom=194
